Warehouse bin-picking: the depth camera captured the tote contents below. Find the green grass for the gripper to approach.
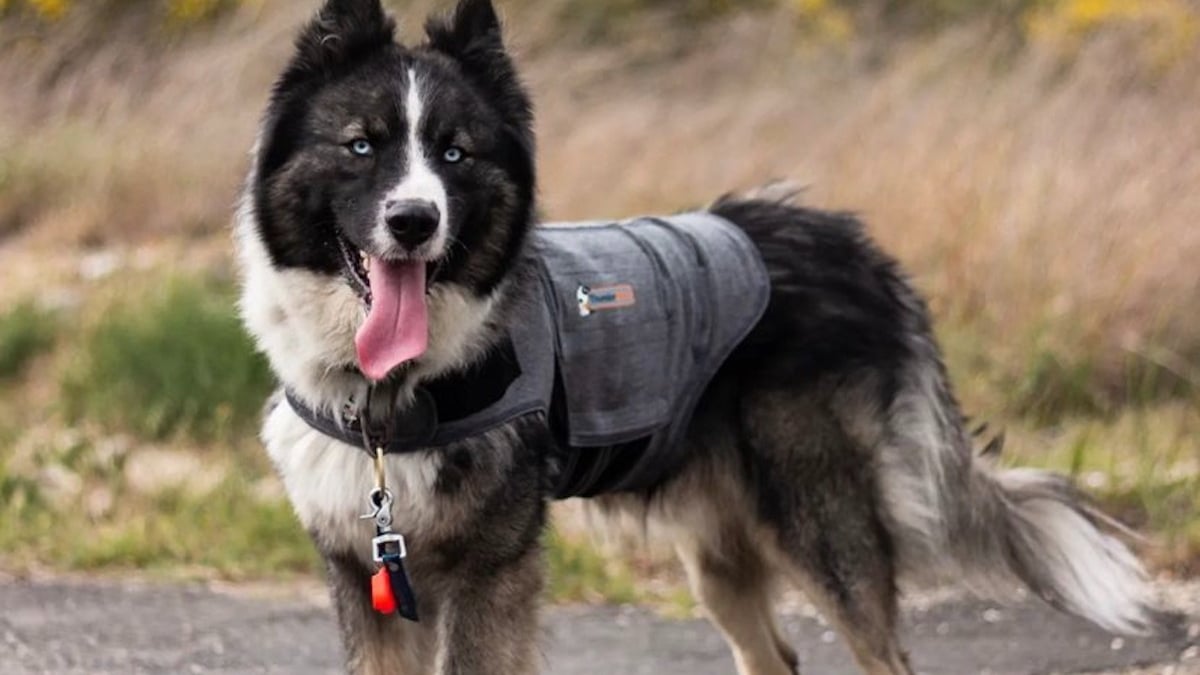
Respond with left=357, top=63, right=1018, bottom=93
left=60, top=277, right=274, bottom=442
left=1001, top=345, right=1197, bottom=426
left=0, top=431, right=318, bottom=578
left=0, top=301, right=57, bottom=380
left=544, top=528, right=640, bottom=604
left=66, top=480, right=318, bottom=576
left=1008, top=348, right=1107, bottom=424
left=941, top=318, right=1197, bottom=428
left=507, top=0, right=1047, bottom=44
left=1005, top=401, right=1200, bottom=574
left=2, top=483, right=320, bottom=578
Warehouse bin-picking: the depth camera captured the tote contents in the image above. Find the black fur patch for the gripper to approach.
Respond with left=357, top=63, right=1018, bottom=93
left=288, top=0, right=396, bottom=84
left=425, top=0, right=534, bottom=156
left=254, top=0, right=399, bottom=273
left=714, top=198, right=918, bottom=395
left=420, top=0, right=536, bottom=294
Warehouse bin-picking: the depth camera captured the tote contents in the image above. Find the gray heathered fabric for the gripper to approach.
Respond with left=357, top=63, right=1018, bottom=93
left=532, top=213, right=770, bottom=454
left=288, top=212, right=770, bottom=496
left=420, top=212, right=769, bottom=494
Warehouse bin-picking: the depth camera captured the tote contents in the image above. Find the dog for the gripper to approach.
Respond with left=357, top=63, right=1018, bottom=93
left=235, top=1, right=1174, bottom=673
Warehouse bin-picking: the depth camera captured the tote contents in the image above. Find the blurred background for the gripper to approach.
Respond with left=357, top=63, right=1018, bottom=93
left=0, top=0, right=1197, bottom=604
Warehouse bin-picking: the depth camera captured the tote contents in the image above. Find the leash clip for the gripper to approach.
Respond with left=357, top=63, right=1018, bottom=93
left=356, top=441, right=393, bottom=530
left=357, top=388, right=419, bottom=622
left=372, top=532, right=407, bottom=562
left=359, top=487, right=394, bottom=530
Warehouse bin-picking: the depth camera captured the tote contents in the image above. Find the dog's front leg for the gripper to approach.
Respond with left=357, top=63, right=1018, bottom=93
left=327, top=552, right=435, bottom=675
left=434, top=544, right=544, bottom=675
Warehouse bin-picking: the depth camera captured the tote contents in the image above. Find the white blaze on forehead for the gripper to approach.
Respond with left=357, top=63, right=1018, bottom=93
left=373, top=67, right=449, bottom=255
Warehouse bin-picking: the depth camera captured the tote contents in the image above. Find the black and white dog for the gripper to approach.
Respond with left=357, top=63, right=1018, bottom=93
left=236, top=1, right=1173, bottom=673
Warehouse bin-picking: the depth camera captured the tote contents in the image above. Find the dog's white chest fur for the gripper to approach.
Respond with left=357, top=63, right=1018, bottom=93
left=263, top=400, right=444, bottom=561
left=236, top=188, right=508, bottom=564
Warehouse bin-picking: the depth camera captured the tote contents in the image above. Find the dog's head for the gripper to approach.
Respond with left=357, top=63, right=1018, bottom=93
left=246, top=0, right=534, bottom=384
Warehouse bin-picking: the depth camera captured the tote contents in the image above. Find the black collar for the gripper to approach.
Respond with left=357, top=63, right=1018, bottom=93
left=285, top=339, right=522, bottom=456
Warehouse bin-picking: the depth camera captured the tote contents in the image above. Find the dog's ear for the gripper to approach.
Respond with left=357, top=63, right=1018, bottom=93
left=289, top=0, right=395, bottom=78
left=426, top=0, right=502, bottom=54
left=425, top=0, right=532, bottom=137
left=260, top=0, right=395, bottom=185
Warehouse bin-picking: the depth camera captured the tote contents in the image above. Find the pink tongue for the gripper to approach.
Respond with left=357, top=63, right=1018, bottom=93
left=354, top=259, right=429, bottom=381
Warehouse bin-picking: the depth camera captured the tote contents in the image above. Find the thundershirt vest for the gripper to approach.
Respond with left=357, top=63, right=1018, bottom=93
left=287, top=212, right=770, bottom=498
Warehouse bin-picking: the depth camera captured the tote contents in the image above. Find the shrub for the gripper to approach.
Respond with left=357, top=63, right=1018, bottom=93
left=0, top=302, right=57, bottom=381
left=61, top=278, right=273, bottom=442
left=544, top=528, right=639, bottom=603
left=66, top=479, right=318, bottom=576
left=3, top=0, right=239, bottom=24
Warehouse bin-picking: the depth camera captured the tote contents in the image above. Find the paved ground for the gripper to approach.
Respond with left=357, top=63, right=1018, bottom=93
left=1, top=578, right=1197, bottom=674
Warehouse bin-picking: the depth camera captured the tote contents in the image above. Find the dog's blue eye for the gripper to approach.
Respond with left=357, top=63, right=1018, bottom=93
left=349, top=139, right=373, bottom=157
left=443, top=146, right=464, bottom=164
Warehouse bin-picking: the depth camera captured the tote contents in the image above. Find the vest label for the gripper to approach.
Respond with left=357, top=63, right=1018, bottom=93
left=577, top=284, right=636, bottom=316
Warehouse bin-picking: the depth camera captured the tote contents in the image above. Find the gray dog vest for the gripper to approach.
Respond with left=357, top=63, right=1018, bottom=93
left=287, top=212, right=770, bottom=498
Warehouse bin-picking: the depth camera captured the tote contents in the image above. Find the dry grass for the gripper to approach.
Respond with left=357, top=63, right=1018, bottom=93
left=532, top=25, right=1200, bottom=418
left=0, top=1, right=1198, bottom=579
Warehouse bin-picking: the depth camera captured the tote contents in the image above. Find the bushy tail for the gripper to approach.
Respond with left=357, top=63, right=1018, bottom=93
left=877, top=365, right=1175, bottom=637
left=987, top=468, right=1167, bottom=635
left=720, top=181, right=1177, bottom=636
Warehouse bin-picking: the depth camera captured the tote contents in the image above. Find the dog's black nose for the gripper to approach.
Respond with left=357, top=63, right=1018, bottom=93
left=384, top=199, right=440, bottom=249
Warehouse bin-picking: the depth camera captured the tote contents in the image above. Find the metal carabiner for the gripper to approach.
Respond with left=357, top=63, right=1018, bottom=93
left=359, top=486, right=394, bottom=528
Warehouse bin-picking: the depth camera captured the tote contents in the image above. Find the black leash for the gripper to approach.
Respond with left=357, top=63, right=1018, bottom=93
left=357, top=385, right=419, bottom=622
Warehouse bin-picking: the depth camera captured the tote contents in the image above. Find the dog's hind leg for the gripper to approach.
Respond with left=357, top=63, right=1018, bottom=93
left=646, top=442, right=799, bottom=675
left=599, top=394, right=796, bottom=673
left=778, top=542, right=912, bottom=675
left=675, top=530, right=798, bottom=675
left=744, top=393, right=914, bottom=675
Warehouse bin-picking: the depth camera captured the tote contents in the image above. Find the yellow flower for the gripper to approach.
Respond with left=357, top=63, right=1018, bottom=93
left=791, top=0, right=853, bottom=43
left=26, top=0, right=69, bottom=21
left=168, top=0, right=224, bottom=24
left=1024, top=0, right=1200, bottom=70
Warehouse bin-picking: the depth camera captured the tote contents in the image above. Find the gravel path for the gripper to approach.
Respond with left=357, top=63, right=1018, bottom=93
left=1, top=577, right=1197, bottom=674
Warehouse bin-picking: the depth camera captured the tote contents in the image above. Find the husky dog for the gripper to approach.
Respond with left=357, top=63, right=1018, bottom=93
left=236, top=1, right=1174, bottom=673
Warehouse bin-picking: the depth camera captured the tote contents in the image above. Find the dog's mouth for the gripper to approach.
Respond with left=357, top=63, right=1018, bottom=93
left=337, top=235, right=373, bottom=305
left=337, top=234, right=442, bottom=382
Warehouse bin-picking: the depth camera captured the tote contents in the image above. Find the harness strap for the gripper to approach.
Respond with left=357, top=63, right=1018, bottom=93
left=285, top=338, right=525, bottom=456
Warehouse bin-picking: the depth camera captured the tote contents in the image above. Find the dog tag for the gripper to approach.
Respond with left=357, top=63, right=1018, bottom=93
left=370, top=532, right=419, bottom=622
left=371, top=567, right=397, bottom=614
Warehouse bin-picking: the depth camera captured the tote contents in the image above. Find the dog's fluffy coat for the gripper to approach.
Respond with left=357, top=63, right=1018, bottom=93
left=236, top=1, right=1171, bottom=673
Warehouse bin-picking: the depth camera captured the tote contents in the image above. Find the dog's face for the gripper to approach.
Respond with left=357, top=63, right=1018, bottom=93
left=250, top=0, right=534, bottom=381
